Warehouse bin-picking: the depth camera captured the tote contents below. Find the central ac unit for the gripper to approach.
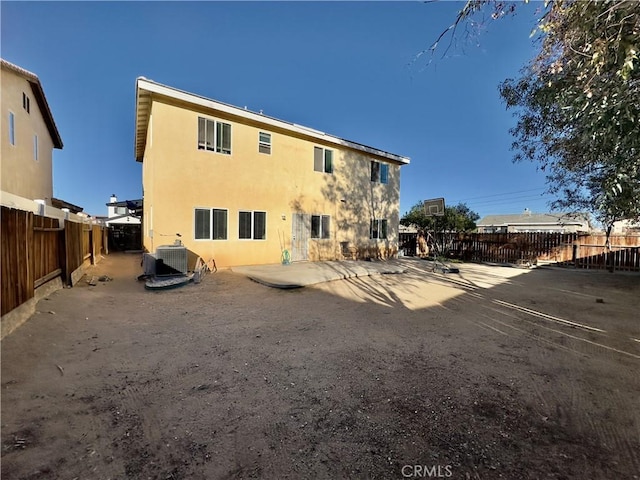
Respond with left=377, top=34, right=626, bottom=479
left=155, top=244, right=188, bottom=275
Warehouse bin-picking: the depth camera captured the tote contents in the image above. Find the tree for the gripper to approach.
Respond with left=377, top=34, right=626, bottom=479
left=401, top=202, right=480, bottom=256
left=428, top=1, right=640, bottom=232
left=401, top=201, right=479, bottom=232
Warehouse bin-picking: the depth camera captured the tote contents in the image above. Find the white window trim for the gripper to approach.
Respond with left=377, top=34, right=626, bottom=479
left=258, top=131, right=272, bottom=155
left=311, top=214, right=331, bottom=240
left=314, top=146, right=334, bottom=174
left=198, top=116, right=232, bottom=155
left=371, top=161, right=388, bottom=184
left=194, top=207, right=228, bottom=241
left=370, top=218, right=388, bottom=240
left=23, top=92, right=30, bottom=114
left=238, top=210, right=267, bottom=241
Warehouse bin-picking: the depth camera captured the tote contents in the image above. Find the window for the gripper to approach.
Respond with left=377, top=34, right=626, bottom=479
left=258, top=132, right=271, bottom=154
left=371, top=161, right=389, bottom=184
left=370, top=219, right=388, bottom=239
left=8, top=112, right=15, bottom=145
left=314, top=147, right=333, bottom=173
left=311, top=215, right=330, bottom=239
left=116, top=206, right=127, bottom=215
left=195, top=208, right=228, bottom=240
left=33, top=135, right=38, bottom=161
left=239, top=211, right=266, bottom=240
left=380, top=163, right=389, bottom=184
left=23, top=93, right=30, bottom=113
left=198, top=117, right=231, bottom=154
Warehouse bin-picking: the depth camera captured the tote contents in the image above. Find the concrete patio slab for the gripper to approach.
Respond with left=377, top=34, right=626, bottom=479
left=231, top=260, right=406, bottom=288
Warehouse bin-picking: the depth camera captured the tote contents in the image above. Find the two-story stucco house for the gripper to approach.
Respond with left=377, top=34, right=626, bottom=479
left=1, top=59, right=63, bottom=205
left=134, top=78, right=409, bottom=267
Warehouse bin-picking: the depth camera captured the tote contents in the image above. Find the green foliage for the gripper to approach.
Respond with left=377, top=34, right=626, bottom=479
left=431, top=0, right=640, bottom=227
left=401, top=202, right=480, bottom=232
left=500, top=0, right=640, bottom=227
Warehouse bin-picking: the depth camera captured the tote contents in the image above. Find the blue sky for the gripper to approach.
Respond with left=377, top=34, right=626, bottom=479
left=2, top=1, right=554, bottom=219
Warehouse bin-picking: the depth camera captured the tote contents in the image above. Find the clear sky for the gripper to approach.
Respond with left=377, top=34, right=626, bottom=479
left=2, top=1, right=555, bottom=219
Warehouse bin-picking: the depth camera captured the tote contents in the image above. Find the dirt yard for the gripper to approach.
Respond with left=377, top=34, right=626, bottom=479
left=2, top=253, right=639, bottom=479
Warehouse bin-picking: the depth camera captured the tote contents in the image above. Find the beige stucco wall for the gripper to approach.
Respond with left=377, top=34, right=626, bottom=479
left=141, top=97, right=402, bottom=267
left=1, top=68, right=55, bottom=204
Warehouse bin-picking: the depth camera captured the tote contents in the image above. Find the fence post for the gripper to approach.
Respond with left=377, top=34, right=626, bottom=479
left=90, top=225, right=96, bottom=265
left=103, top=226, right=109, bottom=255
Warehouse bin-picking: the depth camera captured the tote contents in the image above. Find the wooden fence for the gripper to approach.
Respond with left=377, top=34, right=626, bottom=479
left=1, top=206, right=108, bottom=317
left=555, top=234, right=640, bottom=272
left=400, top=231, right=640, bottom=272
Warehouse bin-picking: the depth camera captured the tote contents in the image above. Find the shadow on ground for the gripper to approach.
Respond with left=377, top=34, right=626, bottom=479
left=1, top=253, right=638, bottom=479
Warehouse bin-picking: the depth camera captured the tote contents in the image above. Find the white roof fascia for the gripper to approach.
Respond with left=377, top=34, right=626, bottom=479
left=136, top=78, right=410, bottom=165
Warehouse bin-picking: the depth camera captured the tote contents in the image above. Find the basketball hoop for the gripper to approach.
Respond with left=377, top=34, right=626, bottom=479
left=423, top=197, right=445, bottom=217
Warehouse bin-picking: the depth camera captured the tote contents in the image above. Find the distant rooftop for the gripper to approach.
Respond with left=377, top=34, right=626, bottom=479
left=477, top=212, right=590, bottom=226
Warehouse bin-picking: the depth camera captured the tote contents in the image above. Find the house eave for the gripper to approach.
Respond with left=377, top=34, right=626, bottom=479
left=135, top=77, right=410, bottom=165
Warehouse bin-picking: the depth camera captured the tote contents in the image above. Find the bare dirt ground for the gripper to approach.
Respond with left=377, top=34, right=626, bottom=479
left=2, top=253, right=639, bottom=480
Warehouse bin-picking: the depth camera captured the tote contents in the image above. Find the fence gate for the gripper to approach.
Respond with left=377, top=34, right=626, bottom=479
left=291, top=213, right=309, bottom=262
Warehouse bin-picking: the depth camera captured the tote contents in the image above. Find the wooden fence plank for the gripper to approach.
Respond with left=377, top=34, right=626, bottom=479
left=429, top=231, right=640, bottom=272
left=2, top=205, right=110, bottom=318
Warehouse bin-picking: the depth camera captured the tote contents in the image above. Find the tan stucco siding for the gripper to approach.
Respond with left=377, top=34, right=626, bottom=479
left=142, top=98, right=401, bottom=267
left=1, top=69, right=55, bottom=203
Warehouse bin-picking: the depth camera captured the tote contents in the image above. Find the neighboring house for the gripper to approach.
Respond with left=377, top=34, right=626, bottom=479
left=105, top=194, right=142, bottom=225
left=135, top=77, right=410, bottom=267
left=105, top=194, right=142, bottom=251
left=1, top=59, right=63, bottom=205
left=51, top=197, right=83, bottom=214
left=477, top=209, right=591, bottom=233
left=611, top=219, right=640, bottom=234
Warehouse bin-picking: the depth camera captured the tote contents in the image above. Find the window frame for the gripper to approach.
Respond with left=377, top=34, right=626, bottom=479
left=8, top=111, right=15, bottom=146
left=33, top=134, right=38, bottom=161
left=311, top=214, right=331, bottom=239
left=238, top=210, right=267, bottom=240
left=313, top=146, right=334, bottom=174
left=194, top=207, right=229, bottom=241
left=371, top=161, right=389, bottom=184
left=23, top=93, right=30, bottom=114
left=370, top=218, right=388, bottom=240
left=197, top=116, right=232, bottom=155
left=258, top=131, right=272, bottom=155
left=380, top=163, right=389, bottom=184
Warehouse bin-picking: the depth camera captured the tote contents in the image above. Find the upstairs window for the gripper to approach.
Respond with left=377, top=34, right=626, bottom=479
left=371, top=161, right=389, bottom=184
left=239, top=211, right=266, bottom=240
left=258, top=132, right=271, bottom=154
left=314, top=147, right=333, bottom=174
left=198, top=117, right=232, bottom=155
left=311, top=215, right=331, bottom=239
left=8, top=112, right=15, bottom=145
left=23, top=93, right=30, bottom=114
left=380, top=163, right=389, bottom=184
left=370, top=219, right=388, bottom=239
left=33, top=135, right=38, bottom=161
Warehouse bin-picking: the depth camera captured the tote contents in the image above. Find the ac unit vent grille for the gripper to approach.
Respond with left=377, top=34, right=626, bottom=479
left=156, top=245, right=188, bottom=275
